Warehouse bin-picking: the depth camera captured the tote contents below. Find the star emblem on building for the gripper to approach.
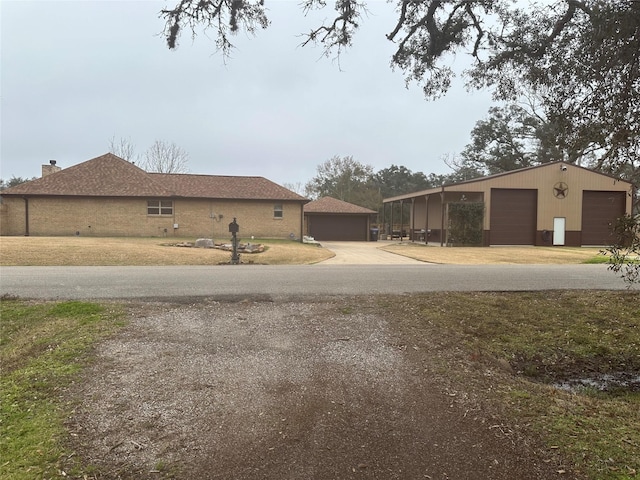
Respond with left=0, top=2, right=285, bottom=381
left=553, top=182, right=568, bottom=199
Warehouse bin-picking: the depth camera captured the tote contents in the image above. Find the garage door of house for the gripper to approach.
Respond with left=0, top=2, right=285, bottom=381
left=309, top=215, right=368, bottom=241
left=581, top=191, right=626, bottom=245
left=489, top=189, right=538, bottom=245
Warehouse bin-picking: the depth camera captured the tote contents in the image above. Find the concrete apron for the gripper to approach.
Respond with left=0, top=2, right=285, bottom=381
left=316, top=241, right=426, bottom=265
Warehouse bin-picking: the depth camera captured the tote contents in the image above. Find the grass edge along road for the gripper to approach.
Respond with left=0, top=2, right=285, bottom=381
left=1, top=291, right=639, bottom=479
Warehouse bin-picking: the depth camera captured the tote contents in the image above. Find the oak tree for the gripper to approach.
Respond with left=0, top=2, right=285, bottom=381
left=160, top=1, right=639, bottom=187
left=0, top=176, right=35, bottom=190
left=457, top=102, right=582, bottom=176
left=372, top=164, right=434, bottom=199
left=305, top=155, right=380, bottom=210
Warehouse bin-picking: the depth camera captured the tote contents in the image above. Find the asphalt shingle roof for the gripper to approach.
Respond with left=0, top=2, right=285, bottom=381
left=1, top=153, right=307, bottom=202
left=303, top=196, right=377, bottom=214
left=151, top=173, right=307, bottom=201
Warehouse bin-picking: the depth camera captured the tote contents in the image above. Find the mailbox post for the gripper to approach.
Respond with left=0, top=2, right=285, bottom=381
left=229, top=217, right=240, bottom=264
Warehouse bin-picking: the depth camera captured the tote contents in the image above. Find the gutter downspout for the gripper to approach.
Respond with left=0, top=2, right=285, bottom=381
left=300, top=201, right=305, bottom=242
left=23, top=197, right=30, bottom=236
left=440, top=185, right=445, bottom=247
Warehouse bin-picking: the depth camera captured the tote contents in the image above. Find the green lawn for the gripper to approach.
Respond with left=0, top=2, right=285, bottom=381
left=0, top=298, right=126, bottom=479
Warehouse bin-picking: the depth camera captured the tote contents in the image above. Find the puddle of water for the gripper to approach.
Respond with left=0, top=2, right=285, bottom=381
left=554, top=372, right=640, bottom=392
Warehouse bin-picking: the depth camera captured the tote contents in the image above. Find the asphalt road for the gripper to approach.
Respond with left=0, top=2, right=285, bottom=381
left=0, top=264, right=631, bottom=300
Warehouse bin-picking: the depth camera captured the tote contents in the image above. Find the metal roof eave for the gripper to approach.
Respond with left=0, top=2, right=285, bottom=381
left=382, top=161, right=634, bottom=203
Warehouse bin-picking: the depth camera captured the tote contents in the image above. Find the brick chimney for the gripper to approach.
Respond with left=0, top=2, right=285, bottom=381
left=42, top=160, right=62, bottom=177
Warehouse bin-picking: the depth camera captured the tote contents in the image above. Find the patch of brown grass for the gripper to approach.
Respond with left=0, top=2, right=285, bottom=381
left=0, top=236, right=333, bottom=266
left=379, top=242, right=601, bottom=264
left=382, top=291, right=640, bottom=480
left=253, top=240, right=334, bottom=265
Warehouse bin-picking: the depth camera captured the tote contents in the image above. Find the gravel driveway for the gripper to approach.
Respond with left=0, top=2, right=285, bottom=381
left=66, top=297, right=577, bottom=479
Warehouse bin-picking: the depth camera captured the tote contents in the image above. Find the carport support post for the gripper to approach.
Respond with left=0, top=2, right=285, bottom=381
left=410, top=198, right=415, bottom=241
left=424, top=195, right=430, bottom=244
left=400, top=200, right=404, bottom=242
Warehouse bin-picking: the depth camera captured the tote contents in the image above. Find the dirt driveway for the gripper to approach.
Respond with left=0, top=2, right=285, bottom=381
left=66, top=298, right=576, bottom=479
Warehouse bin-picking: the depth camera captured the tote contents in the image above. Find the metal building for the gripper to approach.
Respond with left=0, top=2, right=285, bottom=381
left=383, top=162, right=635, bottom=247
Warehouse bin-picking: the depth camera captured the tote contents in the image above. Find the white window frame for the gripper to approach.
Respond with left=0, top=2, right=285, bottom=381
left=147, top=199, right=173, bottom=216
left=273, top=204, right=283, bottom=219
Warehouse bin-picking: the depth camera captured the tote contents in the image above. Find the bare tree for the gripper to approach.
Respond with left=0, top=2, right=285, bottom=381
left=282, top=182, right=306, bottom=196
left=140, top=140, right=190, bottom=173
left=108, top=135, right=138, bottom=163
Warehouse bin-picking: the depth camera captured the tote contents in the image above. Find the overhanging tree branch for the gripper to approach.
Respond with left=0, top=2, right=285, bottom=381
left=161, top=0, right=269, bottom=55
left=159, top=0, right=640, bottom=189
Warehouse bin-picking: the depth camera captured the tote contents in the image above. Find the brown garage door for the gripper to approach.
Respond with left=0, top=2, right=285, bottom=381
left=489, top=189, right=537, bottom=245
left=581, top=191, right=626, bottom=245
left=309, top=215, right=368, bottom=241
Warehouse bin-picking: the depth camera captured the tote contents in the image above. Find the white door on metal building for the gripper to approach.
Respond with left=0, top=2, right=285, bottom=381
left=553, top=217, right=566, bottom=245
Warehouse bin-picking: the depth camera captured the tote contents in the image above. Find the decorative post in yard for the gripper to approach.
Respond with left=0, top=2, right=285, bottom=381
left=229, top=217, right=240, bottom=265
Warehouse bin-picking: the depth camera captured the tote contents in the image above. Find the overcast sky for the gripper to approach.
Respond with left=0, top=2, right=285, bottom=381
left=1, top=0, right=494, bottom=189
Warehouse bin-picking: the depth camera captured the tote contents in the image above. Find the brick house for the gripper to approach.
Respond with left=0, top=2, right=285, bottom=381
left=0, top=153, right=308, bottom=240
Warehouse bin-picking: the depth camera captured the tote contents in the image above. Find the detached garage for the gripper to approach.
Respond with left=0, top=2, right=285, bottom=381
left=304, top=196, right=377, bottom=241
left=383, top=162, right=634, bottom=247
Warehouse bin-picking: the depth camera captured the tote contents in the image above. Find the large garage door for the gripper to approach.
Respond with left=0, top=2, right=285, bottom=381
left=581, top=191, right=626, bottom=245
left=309, top=215, right=368, bottom=241
left=489, top=189, right=537, bottom=245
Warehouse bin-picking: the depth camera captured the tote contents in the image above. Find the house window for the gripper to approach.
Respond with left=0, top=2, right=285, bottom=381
left=274, top=204, right=283, bottom=218
left=147, top=200, right=173, bottom=215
